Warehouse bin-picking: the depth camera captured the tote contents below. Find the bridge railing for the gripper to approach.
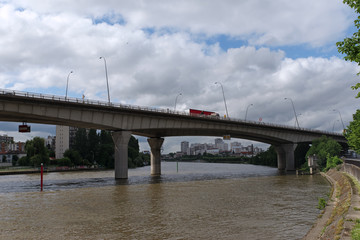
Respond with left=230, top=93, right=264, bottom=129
left=0, top=88, right=343, bottom=137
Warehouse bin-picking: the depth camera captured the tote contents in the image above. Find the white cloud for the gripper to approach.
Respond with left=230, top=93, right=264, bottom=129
left=0, top=1, right=359, bottom=153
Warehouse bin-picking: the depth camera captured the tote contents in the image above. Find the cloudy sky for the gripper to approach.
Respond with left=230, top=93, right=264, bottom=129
left=0, top=0, right=359, bottom=153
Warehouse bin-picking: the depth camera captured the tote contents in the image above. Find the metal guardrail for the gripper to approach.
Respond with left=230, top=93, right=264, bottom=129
left=0, top=88, right=344, bottom=137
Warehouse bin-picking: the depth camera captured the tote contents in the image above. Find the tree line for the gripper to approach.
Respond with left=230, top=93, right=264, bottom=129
left=15, top=129, right=149, bottom=168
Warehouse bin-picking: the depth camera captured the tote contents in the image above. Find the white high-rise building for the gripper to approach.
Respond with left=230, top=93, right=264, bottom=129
left=55, top=126, right=69, bottom=159
left=181, top=141, right=189, bottom=154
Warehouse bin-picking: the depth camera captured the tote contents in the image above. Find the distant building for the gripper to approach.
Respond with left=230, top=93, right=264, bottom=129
left=55, top=126, right=78, bottom=159
left=45, top=136, right=56, bottom=151
left=181, top=141, right=189, bottom=155
left=56, top=126, right=69, bottom=159
left=0, top=135, right=14, bottom=143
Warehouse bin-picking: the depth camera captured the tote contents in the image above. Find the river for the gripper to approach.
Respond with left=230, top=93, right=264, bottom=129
left=0, top=162, right=329, bottom=240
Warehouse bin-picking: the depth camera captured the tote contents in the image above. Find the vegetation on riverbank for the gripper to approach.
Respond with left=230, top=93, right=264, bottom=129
left=13, top=129, right=148, bottom=169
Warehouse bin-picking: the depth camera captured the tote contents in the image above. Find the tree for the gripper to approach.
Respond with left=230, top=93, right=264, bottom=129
left=306, top=136, right=342, bottom=170
left=25, top=137, right=49, bottom=166
left=12, top=155, right=18, bottom=166
left=87, top=129, right=99, bottom=163
left=74, top=128, right=88, bottom=158
left=345, top=109, right=360, bottom=153
left=63, top=149, right=83, bottom=166
left=337, top=0, right=360, bottom=97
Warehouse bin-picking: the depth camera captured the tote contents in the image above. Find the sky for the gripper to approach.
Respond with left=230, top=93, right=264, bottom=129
left=0, top=0, right=359, bottom=153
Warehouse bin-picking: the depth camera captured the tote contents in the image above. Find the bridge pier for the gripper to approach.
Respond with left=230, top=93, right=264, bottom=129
left=112, top=131, right=132, bottom=179
left=147, top=137, right=164, bottom=176
left=275, top=143, right=297, bottom=171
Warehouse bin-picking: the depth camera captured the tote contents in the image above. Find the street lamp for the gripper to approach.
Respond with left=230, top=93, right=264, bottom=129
left=333, top=109, right=345, bottom=129
left=333, top=119, right=340, bottom=131
left=215, top=82, right=229, bottom=118
left=245, top=104, right=253, bottom=121
left=174, top=93, right=182, bottom=111
left=295, top=113, right=302, bottom=127
left=99, top=56, right=111, bottom=103
left=284, top=97, right=300, bottom=128
left=65, top=71, right=73, bottom=100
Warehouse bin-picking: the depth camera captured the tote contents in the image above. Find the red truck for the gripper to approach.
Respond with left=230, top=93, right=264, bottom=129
left=189, top=109, right=220, bottom=117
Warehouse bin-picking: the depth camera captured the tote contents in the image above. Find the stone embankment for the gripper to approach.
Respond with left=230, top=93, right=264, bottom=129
left=303, top=166, right=360, bottom=239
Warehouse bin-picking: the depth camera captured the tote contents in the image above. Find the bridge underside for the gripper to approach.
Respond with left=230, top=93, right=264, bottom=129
left=0, top=92, right=347, bottom=179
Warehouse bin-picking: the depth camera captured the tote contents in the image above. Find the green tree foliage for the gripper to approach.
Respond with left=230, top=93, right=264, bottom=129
left=12, top=155, right=18, bottom=166
left=306, top=136, right=342, bottom=170
left=24, top=137, right=49, bottom=166
left=345, top=109, right=360, bottom=153
left=18, top=156, right=29, bottom=166
left=337, top=0, right=360, bottom=97
left=97, top=130, right=114, bottom=168
left=325, top=156, right=343, bottom=171
left=71, top=129, right=143, bottom=169
left=63, top=149, right=83, bottom=166
left=74, top=128, right=88, bottom=158
left=248, top=145, right=277, bottom=167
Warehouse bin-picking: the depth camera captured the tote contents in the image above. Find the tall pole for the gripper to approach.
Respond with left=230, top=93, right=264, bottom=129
left=174, top=93, right=182, bottom=111
left=285, top=97, right=300, bottom=128
left=333, top=109, right=345, bottom=129
left=100, top=56, right=111, bottom=103
left=245, top=104, right=253, bottom=121
left=215, top=82, right=229, bottom=118
left=333, top=119, right=339, bottom=131
left=295, top=113, right=301, bottom=127
left=65, top=71, right=73, bottom=100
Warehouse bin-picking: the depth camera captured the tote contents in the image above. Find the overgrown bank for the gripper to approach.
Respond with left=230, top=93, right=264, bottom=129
left=303, top=167, right=360, bottom=239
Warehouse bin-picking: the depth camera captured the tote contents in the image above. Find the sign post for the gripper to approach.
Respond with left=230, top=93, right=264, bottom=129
left=40, top=163, right=43, bottom=192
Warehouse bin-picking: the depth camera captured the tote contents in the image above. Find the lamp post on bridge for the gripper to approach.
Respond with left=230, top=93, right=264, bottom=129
left=245, top=104, right=253, bottom=121
left=295, top=113, right=301, bottom=127
left=333, top=119, right=340, bottom=132
left=332, top=109, right=345, bottom=130
left=99, top=56, right=111, bottom=104
left=174, top=93, right=182, bottom=112
left=65, top=71, right=73, bottom=100
left=284, top=97, right=300, bottom=128
left=215, top=82, right=229, bottom=119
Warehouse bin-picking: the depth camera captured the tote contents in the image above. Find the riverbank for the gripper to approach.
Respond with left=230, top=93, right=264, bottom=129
left=303, top=167, right=360, bottom=239
left=0, top=166, right=106, bottom=175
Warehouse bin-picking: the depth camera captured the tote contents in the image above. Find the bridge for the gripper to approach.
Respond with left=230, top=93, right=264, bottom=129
left=0, top=89, right=346, bottom=178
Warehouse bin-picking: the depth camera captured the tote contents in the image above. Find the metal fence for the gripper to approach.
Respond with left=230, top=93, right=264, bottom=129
left=0, top=88, right=343, bottom=137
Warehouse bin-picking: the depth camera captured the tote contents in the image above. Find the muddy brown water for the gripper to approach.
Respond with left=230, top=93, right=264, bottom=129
left=0, top=162, right=329, bottom=239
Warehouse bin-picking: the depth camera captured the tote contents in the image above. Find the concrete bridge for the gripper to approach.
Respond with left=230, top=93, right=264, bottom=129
left=0, top=89, right=347, bottom=178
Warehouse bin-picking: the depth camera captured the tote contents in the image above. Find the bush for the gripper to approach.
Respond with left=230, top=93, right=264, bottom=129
left=57, top=157, right=72, bottom=167
left=318, top=198, right=327, bottom=210
left=325, top=156, right=343, bottom=172
left=17, top=156, right=29, bottom=166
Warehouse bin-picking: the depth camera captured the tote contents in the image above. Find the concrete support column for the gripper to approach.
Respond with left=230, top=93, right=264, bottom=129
left=275, top=143, right=297, bottom=171
left=112, top=131, right=132, bottom=179
left=147, top=137, right=164, bottom=176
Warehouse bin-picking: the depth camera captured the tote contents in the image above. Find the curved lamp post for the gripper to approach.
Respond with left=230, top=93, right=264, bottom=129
left=215, top=82, right=229, bottom=118
left=245, top=104, right=253, bottom=121
left=99, top=56, right=111, bottom=103
left=333, top=109, right=345, bottom=130
left=333, top=119, right=340, bottom=131
left=295, top=113, right=302, bottom=127
left=284, top=97, right=300, bottom=128
left=65, top=71, right=73, bottom=100
left=174, top=93, right=182, bottom=111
